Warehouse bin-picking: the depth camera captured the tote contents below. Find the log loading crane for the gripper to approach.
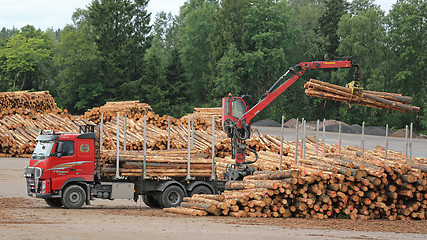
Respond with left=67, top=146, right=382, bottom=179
left=222, top=57, right=362, bottom=180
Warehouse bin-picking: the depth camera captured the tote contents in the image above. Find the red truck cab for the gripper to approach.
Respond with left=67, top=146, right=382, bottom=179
left=25, top=130, right=96, bottom=208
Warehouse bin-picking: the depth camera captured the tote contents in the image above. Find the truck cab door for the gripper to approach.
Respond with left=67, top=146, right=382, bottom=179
left=49, top=141, right=77, bottom=190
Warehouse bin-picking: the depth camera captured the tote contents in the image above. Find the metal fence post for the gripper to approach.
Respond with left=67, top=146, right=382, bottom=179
left=295, top=118, right=299, bottom=164
left=404, top=125, right=408, bottom=161
left=361, top=121, right=365, bottom=155
left=303, top=119, right=306, bottom=159
left=300, top=118, right=304, bottom=159
left=385, top=124, right=388, bottom=159
left=322, top=119, right=325, bottom=157
left=316, top=119, right=319, bottom=156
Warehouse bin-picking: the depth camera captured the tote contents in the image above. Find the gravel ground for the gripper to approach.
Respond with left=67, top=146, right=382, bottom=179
left=1, top=158, right=426, bottom=240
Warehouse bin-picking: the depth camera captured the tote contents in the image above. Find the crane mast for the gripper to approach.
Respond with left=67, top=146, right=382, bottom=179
left=221, top=58, right=361, bottom=180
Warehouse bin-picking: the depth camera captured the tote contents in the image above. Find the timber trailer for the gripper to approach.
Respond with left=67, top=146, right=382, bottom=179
left=24, top=123, right=225, bottom=209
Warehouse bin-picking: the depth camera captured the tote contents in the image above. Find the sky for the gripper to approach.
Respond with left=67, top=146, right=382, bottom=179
left=0, top=0, right=397, bottom=31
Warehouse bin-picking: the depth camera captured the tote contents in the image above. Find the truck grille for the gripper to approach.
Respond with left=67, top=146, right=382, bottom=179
left=24, top=167, right=43, bottom=194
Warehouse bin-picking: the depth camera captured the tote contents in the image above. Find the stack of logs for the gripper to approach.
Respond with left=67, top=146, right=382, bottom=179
left=165, top=163, right=427, bottom=220
left=100, top=149, right=214, bottom=178
left=0, top=90, right=75, bottom=157
left=0, top=114, right=79, bottom=157
left=82, top=101, right=154, bottom=124
left=304, top=79, right=420, bottom=113
left=182, top=107, right=222, bottom=131
left=0, top=90, right=72, bottom=119
left=82, top=102, right=220, bottom=131
left=99, top=116, right=227, bottom=152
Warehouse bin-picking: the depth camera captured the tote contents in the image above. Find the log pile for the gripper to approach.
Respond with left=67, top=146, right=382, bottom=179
left=165, top=164, right=427, bottom=220
left=0, top=114, right=79, bottom=157
left=0, top=90, right=72, bottom=119
left=183, top=107, right=222, bottom=131
left=100, top=149, right=214, bottom=178
left=304, top=79, right=420, bottom=113
left=99, top=116, right=227, bottom=152
left=82, top=100, right=154, bottom=124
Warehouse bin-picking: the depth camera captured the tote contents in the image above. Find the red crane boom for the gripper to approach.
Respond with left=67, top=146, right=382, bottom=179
left=221, top=58, right=361, bottom=180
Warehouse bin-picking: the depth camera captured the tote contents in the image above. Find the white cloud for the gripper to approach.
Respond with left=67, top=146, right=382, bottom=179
left=0, top=0, right=92, bottom=30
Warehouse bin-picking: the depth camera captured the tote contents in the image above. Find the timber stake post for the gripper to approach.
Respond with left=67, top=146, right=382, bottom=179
left=100, top=114, right=104, bottom=151
left=123, top=115, right=127, bottom=151
left=143, top=115, right=147, bottom=179
left=186, top=117, right=191, bottom=180
left=211, top=116, right=216, bottom=180
left=167, top=116, right=171, bottom=150
left=191, top=116, right=195, bottom=149
left=115, top=113, right=120, bottom=178
left=409, top=122, right=413, bottom=165
left=338, top=122, right=342, bottom=156
left=280, top=116, right=284, bottom=171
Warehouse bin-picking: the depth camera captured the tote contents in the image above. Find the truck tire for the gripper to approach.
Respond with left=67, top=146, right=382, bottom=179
left=142, top=194, right=161, bottom=208
left=190, top=185, right=213, bottom=196
left=159, top=185, right=184, bottom=208
left=45, top=198, right=63, bottom=208
left=62, top=185, right=86, bottom=209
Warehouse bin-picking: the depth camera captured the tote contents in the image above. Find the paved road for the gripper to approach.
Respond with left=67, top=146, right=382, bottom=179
left=253, top=126, right=427, bottom=158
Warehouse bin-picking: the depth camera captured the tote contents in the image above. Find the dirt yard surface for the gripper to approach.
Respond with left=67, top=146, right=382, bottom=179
left=1, top=157, right=426, bottom=240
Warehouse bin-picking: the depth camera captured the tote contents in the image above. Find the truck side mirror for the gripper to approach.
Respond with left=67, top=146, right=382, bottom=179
left=55, top=142, right=63, bottom=158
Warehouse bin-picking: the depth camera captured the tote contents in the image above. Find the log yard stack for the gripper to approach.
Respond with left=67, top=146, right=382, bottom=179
left=1, top=90, right=426, bottom=221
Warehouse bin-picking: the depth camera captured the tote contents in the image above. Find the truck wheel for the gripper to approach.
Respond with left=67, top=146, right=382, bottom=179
left=190, top=185, right=213, bottom=196
left=142, top=194, right=161, bottom=208
left=62, top=185, right=86, bottom=209
left=45, top=198, right=63, bottom=208
left=159, top=185, right=184, bottom=208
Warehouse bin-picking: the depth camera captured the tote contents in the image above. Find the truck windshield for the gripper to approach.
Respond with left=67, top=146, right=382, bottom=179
left=31, top=141, right=55, bottom=160
left=231, top=99, right=245, bottom=119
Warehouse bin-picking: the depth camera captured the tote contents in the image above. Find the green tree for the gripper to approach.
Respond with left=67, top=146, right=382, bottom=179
left=239, top=0, right=295, bottom=121
left=53, top=15, right=104, bottom=113
left=387, top=0, right=427, bottom=132
left=318, top=0, right=348, bottom=54
left=287, top=0, right=325, bottom=62
left=0, top=27, right=18, bottom=46
left=87, top=0, right=151, bottom=100
left=165, top=48, right=191, bottom=116
left=209, top=0, right=250, bottom=101
left=0, top=25, right=52, bottom=91
left=335, top=0, right=389, bottom=125
left=179, top=0, right=218, bottom=103
left=121, top=48, right=170, bottom=115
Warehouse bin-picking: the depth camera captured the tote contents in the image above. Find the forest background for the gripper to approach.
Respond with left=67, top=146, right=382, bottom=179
left=0, top=0, right=425, bottom=133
